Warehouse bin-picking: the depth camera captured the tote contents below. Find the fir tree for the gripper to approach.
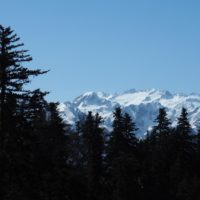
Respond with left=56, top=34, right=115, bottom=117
left=35, top=102, right=69, bottom=200
left=175, top=107, right=194, bottom=168
left=81, top=112, right=104, bottom=200
left=107, top=107, right=140, bottom=200
left=0, top=25, right=48, bottom=133
left=170, top=108, right=195, bottom=199
left=0, top=25, right=48, bottom=199
left=144, top=108, right=172, bottom=200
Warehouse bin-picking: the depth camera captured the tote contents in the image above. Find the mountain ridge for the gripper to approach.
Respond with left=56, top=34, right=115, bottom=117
left=58, top=89, right=200, bottom=137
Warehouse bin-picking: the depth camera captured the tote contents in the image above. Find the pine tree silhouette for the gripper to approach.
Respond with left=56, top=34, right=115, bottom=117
left=81, top=112, right=104, bottom=200
left=107, top=107, right=140, bottom=200
left=0, top=25, right=48, bottom=199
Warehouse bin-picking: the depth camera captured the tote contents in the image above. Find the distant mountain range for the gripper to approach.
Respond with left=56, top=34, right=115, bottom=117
left=58, top=89, right=200, bottom=137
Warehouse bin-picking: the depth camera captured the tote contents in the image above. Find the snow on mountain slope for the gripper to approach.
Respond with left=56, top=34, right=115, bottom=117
left=58, top=89, right=200, bottom=137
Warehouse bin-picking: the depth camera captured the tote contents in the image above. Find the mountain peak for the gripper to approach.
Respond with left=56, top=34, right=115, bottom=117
left=59, top=89, right=200, bottom=137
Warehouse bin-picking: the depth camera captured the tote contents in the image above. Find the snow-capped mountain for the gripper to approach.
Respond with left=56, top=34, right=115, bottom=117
left=58, top=89, right=200, bottom=137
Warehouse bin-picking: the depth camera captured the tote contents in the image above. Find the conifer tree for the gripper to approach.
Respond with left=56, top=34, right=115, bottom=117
left=170, top=107, right=195, bottom=199
left=35, top=102, right=69, bottom=200
left=65, top=119, right=88, bottom=200
left=153, top=108, right=171, bottom=135
left=108, top=107, right=138, bottom=157
left=81, top=112, right=104, bottom=200
left=107, top=107, right=140, bottom=200
left=0, top=25, right=48, bottom=133
left=123, top=112, right=138, bottom=149
left=0, top=25, right=48, bottom=199
left=175, top=107, right=194, bottom=168
left=144, top=108, right=172, bottom=200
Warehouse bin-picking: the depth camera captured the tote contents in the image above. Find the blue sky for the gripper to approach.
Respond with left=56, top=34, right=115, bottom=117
left=2, top=0, right=200, bottom=101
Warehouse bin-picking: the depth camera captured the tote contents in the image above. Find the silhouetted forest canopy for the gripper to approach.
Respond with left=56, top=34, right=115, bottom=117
left=1, top=25, right=200, bottom=200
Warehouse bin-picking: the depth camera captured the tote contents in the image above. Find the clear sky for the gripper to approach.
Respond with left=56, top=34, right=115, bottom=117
left=1, top=0, right=200, bottom=102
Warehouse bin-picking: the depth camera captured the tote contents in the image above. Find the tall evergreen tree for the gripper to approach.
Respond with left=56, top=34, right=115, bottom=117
left=175, top=107, right=194, bottom=168
left=65, top=119, right=88, bottom=200
left=144, top=108, right=172, bottom=200
left=81, top=112, right=104, bottom=200
left=107, top=107, right=140, bottom=200
left=108, top=107, right=138, bottom=157
left=0, top=25, right=48, bottom=199
left=170, top=107, right=195, bottom=199
left=0, top=25, right=48, bottom=133
left=35, top=102, right=69, bottom=200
